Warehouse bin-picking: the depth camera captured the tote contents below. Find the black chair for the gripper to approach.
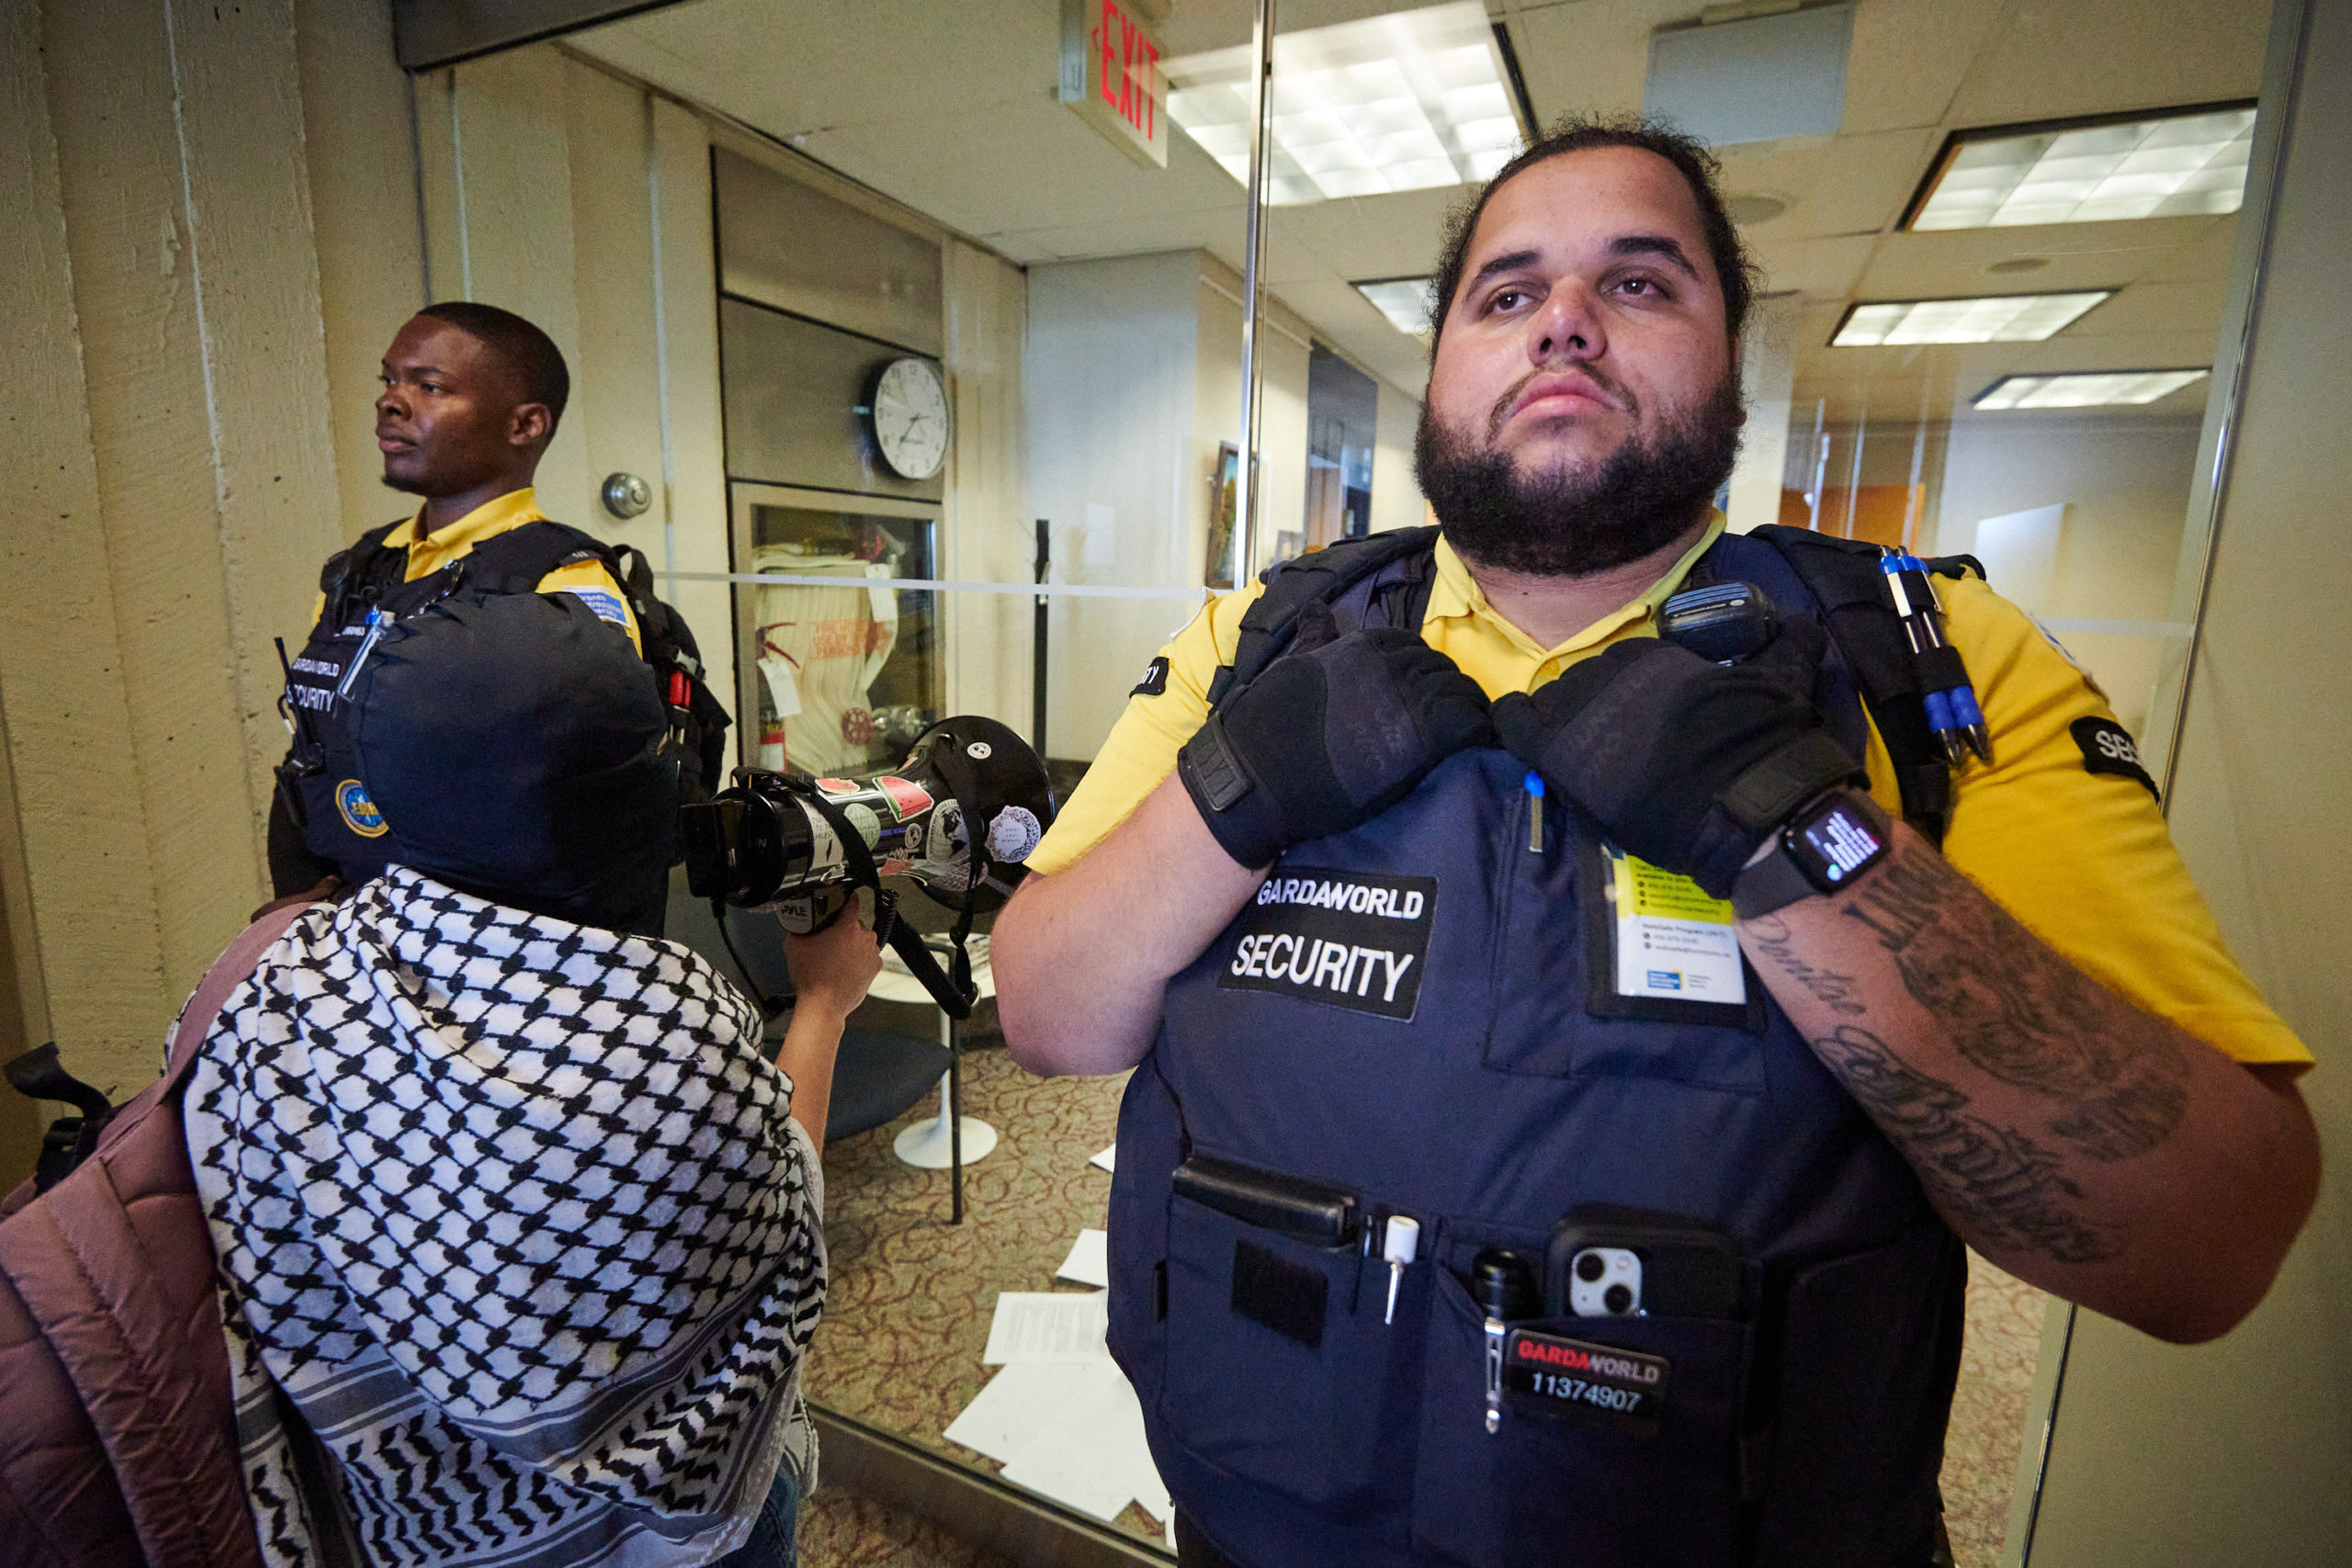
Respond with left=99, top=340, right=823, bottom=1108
left=662, top=871, right=950, bottom=1150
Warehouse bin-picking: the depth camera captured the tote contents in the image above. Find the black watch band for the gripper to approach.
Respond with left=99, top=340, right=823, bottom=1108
left=1732, top=789, right=1894, bottom=920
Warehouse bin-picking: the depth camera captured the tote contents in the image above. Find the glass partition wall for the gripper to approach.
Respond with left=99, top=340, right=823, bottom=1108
left=546, top=1, right=2282, bottom=1561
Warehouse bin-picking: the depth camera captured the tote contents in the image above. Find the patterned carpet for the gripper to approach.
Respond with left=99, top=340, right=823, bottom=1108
left=804, top=1041, right=2051, bottom=1568
left=799, top=1490, right=1014, bottom=1568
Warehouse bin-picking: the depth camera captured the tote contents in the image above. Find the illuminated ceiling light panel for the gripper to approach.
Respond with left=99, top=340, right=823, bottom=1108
left=1164, top=1, right=1523, bottom=206
left=1831, top=291, right=2112, bottom=346
left=1973, top=368, right=2210, bottom=410
left=1908, top=105, right=2256, bottom=230
left=1353, top=276, right=1435, bottom=338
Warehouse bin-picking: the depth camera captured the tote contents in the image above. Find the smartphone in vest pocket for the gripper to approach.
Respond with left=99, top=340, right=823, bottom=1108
left=1544, top=1205, right=1747, bottom=1321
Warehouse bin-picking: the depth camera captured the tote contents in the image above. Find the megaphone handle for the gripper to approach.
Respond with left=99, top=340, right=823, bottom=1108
left=880, top=901, right=978, bottom=1021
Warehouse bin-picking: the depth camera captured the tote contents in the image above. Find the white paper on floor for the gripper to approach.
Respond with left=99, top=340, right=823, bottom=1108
left=1056, top=1228, right=1109, bottom=1288
left=1090, top=1144, right=1116, bottom=1173
left=944, top=1362, right=1101, bottom=1465
left=980, top=1291, right=1109, bottom=1364
left=955, top=1300, right=1172, bottom=1527
left=996, top=1360, right=1143, bottom=1521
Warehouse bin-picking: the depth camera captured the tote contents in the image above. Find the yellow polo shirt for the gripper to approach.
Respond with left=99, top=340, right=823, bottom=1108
left=316, top=488, right=640, bottom=653
left=1030, top=521, right=2309, bottom=1070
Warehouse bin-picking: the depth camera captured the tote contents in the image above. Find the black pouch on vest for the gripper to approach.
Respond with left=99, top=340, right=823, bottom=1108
left=1749, top=1219, right=1964, bottom=1567
left=1161, top=1164, right=1414, bottom=1512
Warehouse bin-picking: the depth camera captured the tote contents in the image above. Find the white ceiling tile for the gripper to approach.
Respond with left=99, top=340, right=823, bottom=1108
left=1747, top=233, right=1882, bottom=300
left=2056, top=280, right=2226, bottom=342
left=1840, top=0, right=2007, bottom=134
left=1944, top=0, right=2265, bottom=129
left=1714, top=128, right=1938, bottom=239
left=1506, top=0, right=1684, bottom=124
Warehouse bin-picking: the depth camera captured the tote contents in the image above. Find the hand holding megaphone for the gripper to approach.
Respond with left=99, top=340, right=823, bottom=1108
left=679, top=716, right=1055, bottom=1017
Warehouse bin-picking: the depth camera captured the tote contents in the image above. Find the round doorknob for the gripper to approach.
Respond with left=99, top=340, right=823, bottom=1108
left=601, top=472, right=653, bottom=520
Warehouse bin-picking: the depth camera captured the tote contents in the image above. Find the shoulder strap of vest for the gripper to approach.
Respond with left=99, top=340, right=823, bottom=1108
left=1745, top=525, right=1980, bottom=847
left=1207, top=526, right=1442, bottom=707
left=459, top=519, right=609, bottom=594
left=317, top=521, right=408, bottom=623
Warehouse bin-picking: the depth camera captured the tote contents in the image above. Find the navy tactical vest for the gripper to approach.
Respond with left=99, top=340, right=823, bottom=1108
left=1105, top=529, right=1968, bottom=1568
left=278, top=519, right=593, bottom=879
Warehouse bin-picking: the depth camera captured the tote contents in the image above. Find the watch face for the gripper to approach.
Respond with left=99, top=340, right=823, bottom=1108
left=869, top=357, right=950, bottom=479
left=1791, top=796, right=1888, bottom=891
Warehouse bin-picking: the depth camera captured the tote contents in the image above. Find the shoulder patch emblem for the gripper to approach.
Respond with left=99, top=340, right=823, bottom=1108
left=2070, top=716, right=2158, bottom=799
left=560, top=587, right=631, bottom=628
left=335, top=779, right=389, bottom=838
left=1132, top=655, right=1170, bottom=698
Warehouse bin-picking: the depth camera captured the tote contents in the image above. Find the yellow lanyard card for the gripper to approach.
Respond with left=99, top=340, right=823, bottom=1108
left=1603, top=847, right=1747, bottom=1006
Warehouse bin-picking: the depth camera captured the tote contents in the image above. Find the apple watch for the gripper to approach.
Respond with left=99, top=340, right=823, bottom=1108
left=1731, top=789, right=1894, bottom=920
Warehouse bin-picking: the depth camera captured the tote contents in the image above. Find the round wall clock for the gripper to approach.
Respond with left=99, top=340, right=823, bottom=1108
left=866, top=356, right=951, bottom=480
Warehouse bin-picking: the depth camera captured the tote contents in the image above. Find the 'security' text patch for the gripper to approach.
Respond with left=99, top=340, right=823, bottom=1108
left=1216, top=866, right=1435, bottom=1021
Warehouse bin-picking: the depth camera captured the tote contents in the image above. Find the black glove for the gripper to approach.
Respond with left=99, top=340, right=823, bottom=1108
left=1490, top=618, right=1861, bottom=897
left=1178, top=615, right=1492, bottom=869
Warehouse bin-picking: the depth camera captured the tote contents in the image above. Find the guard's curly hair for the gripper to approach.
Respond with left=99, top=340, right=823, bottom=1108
left=1426, top=114, right=1760, bottom=353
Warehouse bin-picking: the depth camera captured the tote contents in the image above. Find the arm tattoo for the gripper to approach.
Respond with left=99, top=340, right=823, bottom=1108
left=1812, top=1025, right=2120, bottom=1264
left=1841, top=845, right=2189, bottom=1161
left=1743, top=914, right=1867, bottom=1015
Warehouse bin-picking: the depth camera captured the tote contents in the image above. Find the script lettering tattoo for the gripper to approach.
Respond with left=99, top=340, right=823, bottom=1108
left=1743, top=914, right=1867, bottom=1015
left=1811, top=1025, right=2119, bottom=1264
left=1840, top=844, right=2189, bottom=1161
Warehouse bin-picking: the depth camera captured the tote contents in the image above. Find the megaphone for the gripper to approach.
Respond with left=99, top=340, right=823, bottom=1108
left=678, top=716, right=1055, bottom=1017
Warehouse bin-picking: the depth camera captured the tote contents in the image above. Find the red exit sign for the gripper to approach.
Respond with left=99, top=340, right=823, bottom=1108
left=1059, top=0, right=1169, bottom=169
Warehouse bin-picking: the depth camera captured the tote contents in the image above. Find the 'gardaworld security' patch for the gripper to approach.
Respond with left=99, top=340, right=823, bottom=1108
left=1216, top=865, right=1435, bottom=1021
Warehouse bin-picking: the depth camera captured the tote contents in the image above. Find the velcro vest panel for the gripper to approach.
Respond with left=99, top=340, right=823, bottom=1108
left=1108, top=531, right=1964, bottom=1568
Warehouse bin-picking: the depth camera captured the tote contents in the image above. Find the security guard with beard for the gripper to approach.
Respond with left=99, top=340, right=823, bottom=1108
left=992, top=118, right=2317, bottom=1568
left=269, top=302, right=662, bottom=925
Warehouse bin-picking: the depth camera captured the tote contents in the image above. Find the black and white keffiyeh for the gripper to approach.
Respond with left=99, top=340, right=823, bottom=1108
left=187, top=867, right=825, bottom=1568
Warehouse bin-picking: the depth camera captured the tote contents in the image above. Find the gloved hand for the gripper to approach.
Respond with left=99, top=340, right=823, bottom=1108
left=1490, top=617, right=1861, bottom=897
left=1178, top=615, right=1492, bottom=870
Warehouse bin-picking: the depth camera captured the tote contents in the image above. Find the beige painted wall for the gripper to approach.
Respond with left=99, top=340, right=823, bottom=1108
left=1371, top=380, right=1428, bottom=536
left=411, top=46, right=737, bottom=730
left=942, top=237, right=1037, bottom=738
left=2021, top=0, right=2352, bottom=1561
left=0, top=0, right=412, bottom=1173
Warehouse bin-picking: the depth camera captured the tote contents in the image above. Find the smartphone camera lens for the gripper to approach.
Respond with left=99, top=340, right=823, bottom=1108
left=1604, top=1282, right=1634, bottom=1314
left=1576, top=1252, right=1606, bottom=1283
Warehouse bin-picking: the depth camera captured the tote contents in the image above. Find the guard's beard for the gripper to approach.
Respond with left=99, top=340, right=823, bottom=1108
left=1415, top=367, right=1746, bottom=578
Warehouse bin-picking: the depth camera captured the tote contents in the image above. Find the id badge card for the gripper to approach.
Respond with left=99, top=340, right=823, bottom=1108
left=1503, top=1327, right=1669, bottom=1434
left=1583, top=844, right=1765, bottom=1031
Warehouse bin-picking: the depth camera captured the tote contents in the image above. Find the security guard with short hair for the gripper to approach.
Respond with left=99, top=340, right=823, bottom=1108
left=992, top=117, right=2318, bottom=1568
left=269, top=302, right=664, bottom=927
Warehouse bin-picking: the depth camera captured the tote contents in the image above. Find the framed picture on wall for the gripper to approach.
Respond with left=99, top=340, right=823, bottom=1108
left=1204, top=442, right=1239, bottom=589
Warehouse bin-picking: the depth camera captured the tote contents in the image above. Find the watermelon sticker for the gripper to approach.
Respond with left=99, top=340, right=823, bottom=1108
left=874, top=775, right=933, bottom=821
left=814, top=777, right=860, bottom=795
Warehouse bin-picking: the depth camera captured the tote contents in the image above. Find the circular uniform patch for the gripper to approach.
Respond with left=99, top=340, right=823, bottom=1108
left=335, top=779, right=389, bottom=838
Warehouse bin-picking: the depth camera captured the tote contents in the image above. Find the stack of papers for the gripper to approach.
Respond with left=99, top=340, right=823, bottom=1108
left=949, top=1255, right=1170, bottom=1528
